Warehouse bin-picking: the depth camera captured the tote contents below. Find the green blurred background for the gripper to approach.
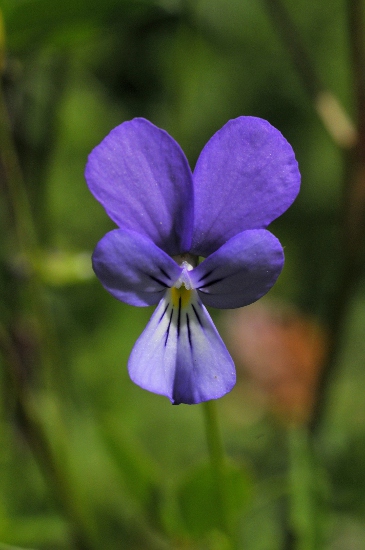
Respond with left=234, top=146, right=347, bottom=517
left=1, top=1, right=365, bottom=549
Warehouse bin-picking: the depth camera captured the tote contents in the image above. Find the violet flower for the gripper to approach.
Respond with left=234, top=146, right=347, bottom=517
left=85, top=117, right=300, bottom=404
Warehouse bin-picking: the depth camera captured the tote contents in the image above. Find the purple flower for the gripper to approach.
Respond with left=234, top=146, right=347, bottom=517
left=85, top=117, right=300, bottom=404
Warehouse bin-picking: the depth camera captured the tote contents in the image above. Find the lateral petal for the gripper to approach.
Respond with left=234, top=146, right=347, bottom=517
left=92, top=229, right=182, bottom=306
left=190, top=229, right=284, bottom=309
left=128, top=290, right=236, bottom=404
left=85, top=118, right=194, bottom=255
left=191, top=116, right=300, bottom=256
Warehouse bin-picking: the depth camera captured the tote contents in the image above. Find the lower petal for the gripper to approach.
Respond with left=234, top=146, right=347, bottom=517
left=128, top=289, right=236, bottom=404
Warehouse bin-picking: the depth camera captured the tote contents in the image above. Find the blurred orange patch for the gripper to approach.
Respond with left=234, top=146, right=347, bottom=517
left=223, top=301, right=328, bottom=425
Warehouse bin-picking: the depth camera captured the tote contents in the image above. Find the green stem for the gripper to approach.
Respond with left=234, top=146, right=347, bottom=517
left=263, top=0, right=356, bottom=149
left=286, top=426, right=325, bottom=550
left=0, top=320, right=99, bottom=550
left=202, top=399, right=230, bottom=536
left=309, top=0, right=365, bottom=434
left=0, top=61, right=61, bottom=388
left=0, top=53, right=95, bottom=549
left=0, top=78, right=37, bottom=256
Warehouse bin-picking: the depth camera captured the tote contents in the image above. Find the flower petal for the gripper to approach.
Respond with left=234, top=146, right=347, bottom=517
left=191, top=117, right=300, bottom=256
left=128, top=289, right=236, bottom=404
left=92, top=229, right=182, bottom=306
left=189, top=229, right=284, bottom=309
left=85, top=118, right=194, bottom=255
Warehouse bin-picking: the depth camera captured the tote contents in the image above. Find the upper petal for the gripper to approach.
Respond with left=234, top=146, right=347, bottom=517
left=85, top=118, right=194, bottom=255
left=92, top=229, right=182, bottom=306
left=189, top=229, right=284, bottom=309
left=191, top=117, right=300, bottom=256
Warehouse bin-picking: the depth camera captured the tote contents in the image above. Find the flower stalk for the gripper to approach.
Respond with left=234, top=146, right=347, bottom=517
left=202, top=399, right=230, bottom=536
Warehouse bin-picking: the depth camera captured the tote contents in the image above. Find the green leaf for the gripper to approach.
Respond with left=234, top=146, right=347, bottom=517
left=100, top=418, right=162, bottom=528
left=34, top=249, right=94, bottom=286
left=0, top=514, right=68, bottom=549
left=177, top=461, right=252, bottom=537
left=3, top=0, right=154, bottom=52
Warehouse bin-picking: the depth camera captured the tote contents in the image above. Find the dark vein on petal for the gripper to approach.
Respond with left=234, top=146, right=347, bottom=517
left=165, top=309, right=173, bottom=346
left=158, top=303, right=169, bottom=323
left=186, top=313, right=193, bottom=349
left=149, top=274, right=168, bottom=287
left=159, top=266, right=171, bottom=280
left=177, top=297, right=181, bottom=337
left=192, top=304, right=203, bottom=327
left=197, top=268, right=214, bottom=283
left=198, top=277, right=224, bottom=289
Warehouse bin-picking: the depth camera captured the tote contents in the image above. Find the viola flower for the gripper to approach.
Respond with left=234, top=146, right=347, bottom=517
left=85, top=117, right=300, bottom=405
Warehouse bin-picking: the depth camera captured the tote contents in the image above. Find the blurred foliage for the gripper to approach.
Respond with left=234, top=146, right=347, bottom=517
left=1, top=0, right=365, bottom=549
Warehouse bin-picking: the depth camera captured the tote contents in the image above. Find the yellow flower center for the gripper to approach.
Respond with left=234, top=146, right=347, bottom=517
left=170, top=286, right=192, bottom=308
